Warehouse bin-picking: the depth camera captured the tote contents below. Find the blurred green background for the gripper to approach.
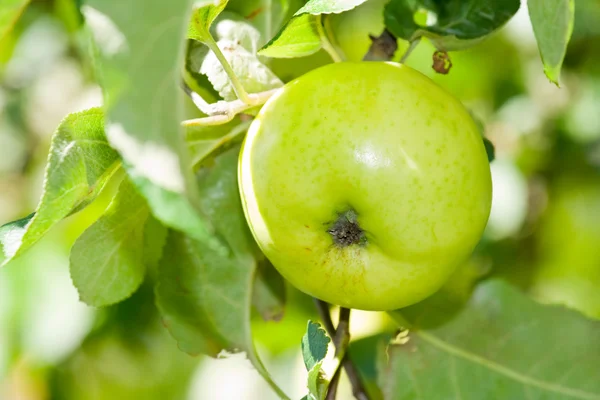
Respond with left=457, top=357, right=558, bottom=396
left=1, top=0, right=600, bottom=399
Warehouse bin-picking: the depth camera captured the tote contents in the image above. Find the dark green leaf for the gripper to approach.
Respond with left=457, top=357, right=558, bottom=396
left=303, top=320, right=331, bottom=400
left=302, top=321, right=330, bottom=371
left=83, top=1, right=224, bottom=251
left=0, top=108, right=120, bottom=267
left=70, top=177, right=149, bottom=307
left=384, top=0, right=520, bottom=51
left=142, top=214, right=168, bottom=275
left=154, top=230, right=235, bottom=356
left=381, top=280, right=600, bottom=399
left=528, top=0, right=574, bottom=86
left=155, top=147, right=287, bottom=398
left=259, top=0, right=369, bottom=58
left=348, top=334, right=388, bottom=400
left=307, top=360, right=328, bottom=400
left=0, top=0, right=30, bottom=40
left=252, top=258, right=286, bottom=321
left=483, top=137, right=495, bottom=163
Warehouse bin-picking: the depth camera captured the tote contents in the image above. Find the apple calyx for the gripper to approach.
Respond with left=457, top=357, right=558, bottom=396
left=327, top=209, right=367, bottom=248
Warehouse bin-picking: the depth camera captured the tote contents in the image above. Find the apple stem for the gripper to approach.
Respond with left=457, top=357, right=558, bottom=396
left=314, top=299, right=371, bottom=400
left=317, top=15, right=344, bottom=63
left=328, top=209, right=366, bottom=247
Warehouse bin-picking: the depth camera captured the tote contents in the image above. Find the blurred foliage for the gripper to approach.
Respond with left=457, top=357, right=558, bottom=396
left=1, top=0, right=600, bottom=399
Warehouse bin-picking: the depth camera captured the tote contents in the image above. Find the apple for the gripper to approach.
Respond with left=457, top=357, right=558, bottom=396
left=238, top=62, right=492, bottom=311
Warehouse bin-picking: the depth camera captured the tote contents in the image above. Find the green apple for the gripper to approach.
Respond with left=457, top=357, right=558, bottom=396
left=239, top=62, right=492, bottom=311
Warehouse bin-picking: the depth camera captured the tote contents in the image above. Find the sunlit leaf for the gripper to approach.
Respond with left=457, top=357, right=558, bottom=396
left=528, top=0, right=574, bottom=86
left=0, top=108, right=120, bottom=267
left=259, top=0, right=369, bottom=58
left=83, top=0, right=222, bottom=250
left=188, top=0, right=228, bottom=43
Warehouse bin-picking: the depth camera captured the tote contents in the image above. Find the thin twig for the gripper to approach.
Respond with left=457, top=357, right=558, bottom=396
left=317, top=15, right=343, bottom=63
left=400, top=38, right=421, bottom=64
left=181, top=81, right=280, bottom=127
left=204, top=38, right=255, bottom=105
left=314, top=299, right=370, bottom=400
left=326, top=307, right=351, bottom=399
left=326, top=367, right=342, bottom=400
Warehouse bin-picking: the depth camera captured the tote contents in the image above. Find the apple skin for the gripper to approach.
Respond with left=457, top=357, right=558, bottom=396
left=239, top=62, right=492, bottom=311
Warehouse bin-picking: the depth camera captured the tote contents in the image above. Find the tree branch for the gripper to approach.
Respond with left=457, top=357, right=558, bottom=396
left=326, top=307, right=351, bottom=400
left=363, top=29, right=398, bottom=61
left=314, top=299, right=370, bottom=400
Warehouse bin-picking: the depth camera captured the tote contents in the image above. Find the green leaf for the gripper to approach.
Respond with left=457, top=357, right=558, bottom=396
left=155, top=147, right=288, bottom=399
left=70, top=177, right=149, bottom=307
left=188, top=0, right=228, bottom=43
left=528, top=0, right=574, bottom=86
left=307, top=360, right=328, bottom=400
left=195, top=15, right=283, bottom=101
left=395, top=260, right=486, bottom=329
left=187, top=119, right=250, bottom=168
left=302, top=321, right=331, bottom=400
left=259, top=14, right=322, bottom=58
left=154, top=230, right=236, bottom=355
left=384, top=0, right=520, bottom=51
left=302, top=321, right=330, bottom=371
left=483, top=137, right=495, bottom=163
left=252, top=258, right=286, bottom=321
left=0, top=0, right=30, bottom=41
left=381, top=280, right=600, bottom=399
left=83, top=1, right=223, bottom=250
left=0, top=108, right=120, bottom=267
left=298, top=0, right=368, bottom=14
left=259, top=0, right=369, bottom=58
left=142, top=214, right=169, bottom=275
